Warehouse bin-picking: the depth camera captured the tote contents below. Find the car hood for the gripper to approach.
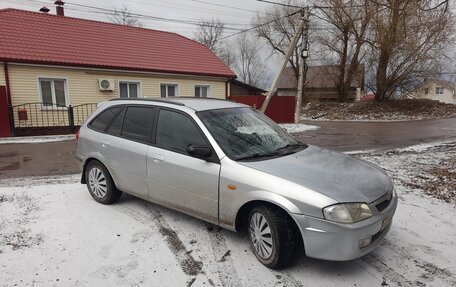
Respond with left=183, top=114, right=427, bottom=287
left=239, top=145, right=392, bottom=203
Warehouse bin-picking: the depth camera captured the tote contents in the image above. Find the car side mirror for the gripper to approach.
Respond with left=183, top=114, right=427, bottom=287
left=187, top=145, right=212, bottom=159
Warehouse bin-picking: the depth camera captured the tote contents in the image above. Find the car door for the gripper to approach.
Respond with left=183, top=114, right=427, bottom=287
left=100, top=105, right=155, bottom=198
left=147, top=108, right=220, bottom=223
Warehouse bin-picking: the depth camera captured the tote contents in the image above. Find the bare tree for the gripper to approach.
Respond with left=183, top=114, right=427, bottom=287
left=368, top=0, right=453, bottom=100
left=193, top=19, right=225, bottom=53
left=109, top=5, right=143, bottom=27
left=231, top=33, right=266, bottom=87
left=314, top=0, right=371, bottom=101
left=253, top=1, right=304, bottom=80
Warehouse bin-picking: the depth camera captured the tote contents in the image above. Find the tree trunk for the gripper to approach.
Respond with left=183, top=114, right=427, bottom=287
left=375, top=49, right=389, bottom=101
left=338, top=28, right=349, bottom=102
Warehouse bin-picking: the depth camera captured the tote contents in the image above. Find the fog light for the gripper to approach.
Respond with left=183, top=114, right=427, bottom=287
left=359, top=237, right=372, bottom=248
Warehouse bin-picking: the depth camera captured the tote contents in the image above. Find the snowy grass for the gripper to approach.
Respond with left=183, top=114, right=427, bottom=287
left=355, top=140, right=456, bottom=204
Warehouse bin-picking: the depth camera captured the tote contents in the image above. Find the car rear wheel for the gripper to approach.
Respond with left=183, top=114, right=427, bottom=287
left=248, top=205, right=299, bottom=269
left=85, top=160, right=122, bottom=204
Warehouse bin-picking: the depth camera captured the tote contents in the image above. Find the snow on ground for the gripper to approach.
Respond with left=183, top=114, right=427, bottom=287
left=356, top=140, right=456, bottom=204
left=1, top=142, right=456, bottom=287
left=278, top=123, right=320, bottom=133
left=0, top=135, right=75, bottom=145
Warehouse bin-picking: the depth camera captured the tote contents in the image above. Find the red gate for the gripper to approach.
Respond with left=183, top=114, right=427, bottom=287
left=228, top=95, right=296, bottom=123
left=0, top=86, right=12, bottom=137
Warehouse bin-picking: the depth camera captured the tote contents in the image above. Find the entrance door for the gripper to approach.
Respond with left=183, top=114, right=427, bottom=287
left=0, top=86, right=12, bottom=137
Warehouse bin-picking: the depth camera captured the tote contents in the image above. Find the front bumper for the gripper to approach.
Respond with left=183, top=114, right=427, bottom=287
left=292, top=189, right=398, bottom=261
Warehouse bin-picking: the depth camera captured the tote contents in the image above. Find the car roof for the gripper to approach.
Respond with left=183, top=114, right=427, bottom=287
left=109, top=97, right=249, bottom=111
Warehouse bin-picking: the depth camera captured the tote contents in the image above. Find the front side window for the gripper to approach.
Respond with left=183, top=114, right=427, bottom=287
left=119, top=82, right=140, bottom=98
left=195, top=85, right=210, bottom=98
left=39, top=78, right=68, bottom=107
left=435, top=87, right=444, bottom=94
left=160, top=84, right=178, bottom=98
left=198, top=107, right=305, bottom=161
left=156, top=109, right=207, bottom=153
left=121, top=106, right=155, bottom=143
left=90, top=106, right=122, bottom=132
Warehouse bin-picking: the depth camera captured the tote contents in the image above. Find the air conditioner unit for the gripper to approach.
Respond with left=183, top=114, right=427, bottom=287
left=98, top=79, right=115, bottom=91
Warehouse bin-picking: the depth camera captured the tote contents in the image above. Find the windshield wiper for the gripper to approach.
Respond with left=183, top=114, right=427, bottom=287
left=275, top=143, right=308, bottom=153
left=236, top=151, right=279, bottom=161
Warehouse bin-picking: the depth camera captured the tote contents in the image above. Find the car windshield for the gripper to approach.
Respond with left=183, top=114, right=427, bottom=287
left=197, top=107, right=307, bottom=161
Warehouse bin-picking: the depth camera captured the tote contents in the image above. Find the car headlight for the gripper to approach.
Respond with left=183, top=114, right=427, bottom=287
left=323, top=203, right=372, bottom=224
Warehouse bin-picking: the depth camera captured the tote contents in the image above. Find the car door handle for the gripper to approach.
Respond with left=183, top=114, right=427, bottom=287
left=151, top=153, right=164, bottom=163
left=101, top=141, right=110, bottom=147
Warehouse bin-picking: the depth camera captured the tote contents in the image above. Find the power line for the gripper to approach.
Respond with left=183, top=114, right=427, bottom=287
left=20, top=0, right=248, bottom=31
left=257, top=0, right=303, bottom=9
left=190, top=0, right=263, bottom=14
left=124, top=0, right=257, bottom=19
left=219, top=9, right=302, bottom=40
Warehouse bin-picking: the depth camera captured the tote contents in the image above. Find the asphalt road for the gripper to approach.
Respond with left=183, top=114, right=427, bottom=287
left=0, top=117, right=455, bottom=179
left=296, top=117, right=456, bottom=152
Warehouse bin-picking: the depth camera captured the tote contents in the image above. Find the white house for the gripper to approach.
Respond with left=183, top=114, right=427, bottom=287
left=409, top=79, right=456, bottom=104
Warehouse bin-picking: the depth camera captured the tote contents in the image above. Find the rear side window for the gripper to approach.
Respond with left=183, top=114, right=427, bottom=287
left=107, top=108, right=126, bottom=137
left=121, top=106, right=155, bottom=143
left=156, top=109, right=207, bottom=153
left=90, top=107, right=122, bottom=132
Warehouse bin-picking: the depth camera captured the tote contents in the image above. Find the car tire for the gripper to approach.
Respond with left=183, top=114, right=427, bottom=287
left=248, top=205, right=299, bottom=269
left=85, top=160, right=122, bottom=204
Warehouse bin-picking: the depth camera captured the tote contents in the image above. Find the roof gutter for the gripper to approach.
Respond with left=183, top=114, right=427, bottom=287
left=3, top=62, right=12, bottom=106
left=0, top=59, right=237, bottom=80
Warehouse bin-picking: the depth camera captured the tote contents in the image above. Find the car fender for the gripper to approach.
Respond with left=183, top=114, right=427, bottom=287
left=81, top=152, right=118, bottom=186
left=219, top=189, right=302, bottom=231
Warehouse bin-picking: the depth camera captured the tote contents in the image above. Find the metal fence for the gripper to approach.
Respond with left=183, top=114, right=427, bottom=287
left=8, top=102, right=97, bottom=136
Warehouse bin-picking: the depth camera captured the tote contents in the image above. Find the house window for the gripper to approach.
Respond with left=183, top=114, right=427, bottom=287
left=39, top=78, right=69, bottom=107
left=160, top=84, right=178, bottom=97
left=435, top=87, right=444, bottom=94
left=195, top=85, right=210, bottom=98
left=424, top=88, right=429, bottom=94
left=119, top=82, right=140, bottom=98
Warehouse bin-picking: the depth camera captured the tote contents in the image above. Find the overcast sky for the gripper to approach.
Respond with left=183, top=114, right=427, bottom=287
left=0, top=0, right=274, bottom=37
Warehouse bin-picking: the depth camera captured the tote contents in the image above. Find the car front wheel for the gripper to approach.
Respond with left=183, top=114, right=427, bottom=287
left=85, top=160, right=122, bottom=204
left=248, top=205, right=299, bottom=269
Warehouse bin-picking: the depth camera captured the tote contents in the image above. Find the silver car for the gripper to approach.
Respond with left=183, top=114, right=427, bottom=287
left=76, top=98, right=397, bottom=268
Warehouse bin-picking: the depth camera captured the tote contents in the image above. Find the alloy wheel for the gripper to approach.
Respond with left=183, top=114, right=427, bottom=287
left=249, top=212, right=274, bottom=259
left=88, top=167, right=107, bottom=198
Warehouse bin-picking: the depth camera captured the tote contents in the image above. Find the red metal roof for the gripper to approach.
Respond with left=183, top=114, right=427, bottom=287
left=0, top=8, right=236, bottom=78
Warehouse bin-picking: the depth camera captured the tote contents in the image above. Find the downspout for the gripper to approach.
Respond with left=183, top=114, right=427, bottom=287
left=225, top=78, right=233, bottom=100
left=3, top=62, right=12, bottom=106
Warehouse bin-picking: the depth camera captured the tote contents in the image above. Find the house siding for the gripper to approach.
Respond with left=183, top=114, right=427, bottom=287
left=7, top=64, right=228, bottom=127
left=0, top=63, right=5, bottom=86
left=8, top=64, right=227, bottom=107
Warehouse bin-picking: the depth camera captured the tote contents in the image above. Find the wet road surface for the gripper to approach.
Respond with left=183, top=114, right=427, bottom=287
left=295, top=118, right=456, bottom=152
left=0, top=118, right=455, bottom=179
left=0, top=140, right=78, bottom=180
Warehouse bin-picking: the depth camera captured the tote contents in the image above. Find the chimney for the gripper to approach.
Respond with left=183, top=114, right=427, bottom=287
left=39, top=6, right=50, bottom=13
left=54, top=0, right=65, bottom=16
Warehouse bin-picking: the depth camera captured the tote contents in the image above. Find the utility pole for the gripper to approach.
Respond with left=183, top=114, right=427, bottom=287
left=294, top=7, right=310, bottom=124
left=260, top=7, right=309, bottom=113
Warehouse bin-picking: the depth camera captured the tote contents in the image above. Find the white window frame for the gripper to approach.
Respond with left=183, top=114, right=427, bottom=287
left=194, top=84, right=211, bottom=98
left=37, top=77, right=70, bottom=109
left=160, top=83, right=179, bottom=98
left=435, top=87, right=444, bottom=95
left=119, top=80, right=142, bottom=98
